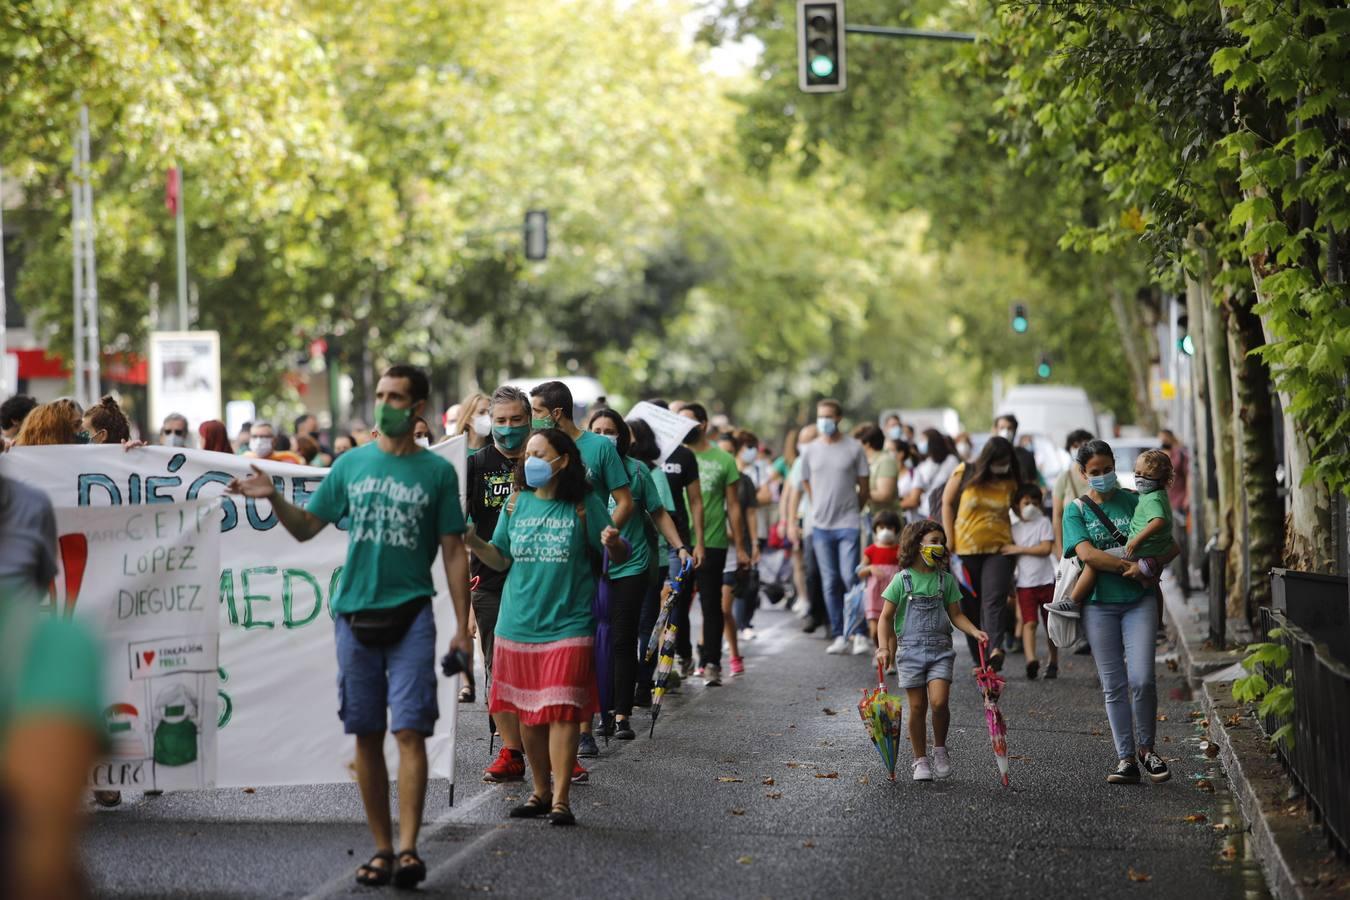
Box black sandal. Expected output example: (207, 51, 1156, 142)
(393, 849, 426, 890)
(356, 850, 395, 887)
(508, 793, 550, 819)
(458, 684, 476, 704)
(548, 803, 576, 826)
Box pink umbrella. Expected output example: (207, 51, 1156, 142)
(975, 643, 1010, 787)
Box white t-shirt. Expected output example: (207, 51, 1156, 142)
(913, 456, 960, 518)
(1010, 513, 1056, 588)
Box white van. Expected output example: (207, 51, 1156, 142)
(995, 385, 1098, 449)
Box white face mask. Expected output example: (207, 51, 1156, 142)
(249, 437, 273, 457)
(472, 414, 491, 437)
(165, 434, 187, 448)
(415, 436, 431, 449)
(992, 461, 1012, 475)
(997, 428, 1015, 441)
(956, 440, 971, 456)
(1019, 505, 1042, 522)
(876, 528, 897, 545)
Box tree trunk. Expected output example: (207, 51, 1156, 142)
(1107, 285, 1158, 431)
(1245, 278, 1339, 573)
(1200, 272, 1239, 620)
(1184, 258, 1214, 558)
(1224, 288, 1282, 615)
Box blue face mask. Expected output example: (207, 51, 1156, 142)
(886, 426, 903, 441)
(523, 455, 557, 489)
(1134, 476, 1162, 494)
(917, 440, 929, 456)
(600, 433, 619, 449)
(1089, 472, 1119, 493)
(817, 417, 838, 437)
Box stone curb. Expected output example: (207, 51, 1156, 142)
(1198, 679, 1304, 900)
(1164, 592, 1343, 900)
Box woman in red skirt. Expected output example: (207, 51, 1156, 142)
(466, 428, 628, 826)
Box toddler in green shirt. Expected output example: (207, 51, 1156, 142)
(1072, 448, 1181, 602)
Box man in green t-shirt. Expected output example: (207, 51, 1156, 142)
(678, 402, 748, 686)
(229, 364, 470, 890)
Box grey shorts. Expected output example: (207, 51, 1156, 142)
(897, 641, 956, 689)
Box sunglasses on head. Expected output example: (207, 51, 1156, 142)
(163, 428, 186, 436)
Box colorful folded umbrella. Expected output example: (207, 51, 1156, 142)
(648, 559, 693, 738)
(858, 662, 905, 780)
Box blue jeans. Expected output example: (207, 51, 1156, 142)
(812, 526, 863, 638)
(1083, 593, 1158, 760)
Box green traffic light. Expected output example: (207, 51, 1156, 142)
(810, 55, 835, 78)
(1013, 317, 1029, 334)
(1179, 334, 1195, 356)
(1037, 361, 1052, 378)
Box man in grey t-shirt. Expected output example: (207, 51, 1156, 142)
(0, 475, 58, 602)
(799, 399, 870, 654)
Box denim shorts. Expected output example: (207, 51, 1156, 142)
(334, 602, 439, 736)
(897, 639, 956, 689)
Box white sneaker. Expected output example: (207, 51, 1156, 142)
(912, 757, 933, 781)
(932, 746, 952, 779)
(1046, 596, 1081, 619)
(740, 627, 757, 641)
(826, 636, 848, 655)
(792, 598, 811, 617)
(850, 634, 872, 655)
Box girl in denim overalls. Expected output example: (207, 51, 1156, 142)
(876, 520, 988, 781)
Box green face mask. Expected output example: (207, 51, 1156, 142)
(531, 416, 555, 431)
(374, 402, 415, 438)
(74, 430, 92, 445)
(494, 424, 530, 451)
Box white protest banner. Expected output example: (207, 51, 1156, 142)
(149, 331, 222, 431)
(2, 438, 468, 789)
(626, 401, 696, 464)
(51, 500, 223, 791)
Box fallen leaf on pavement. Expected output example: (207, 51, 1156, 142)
(1201, 741, 1220, 758)
(242, 788, 256, 794)
(1127, 868, 1152, 883)
(1157, 714, 1169, 722)
(1163, 736, 1173, 743)
(822, 708, 837, 716)
(737, 856, 753, 865)
(1219, 844, 1238, 861)
(785, 762, 805, 769)
(857, 775, 870, 785)
(1195, 779, 1215, 793)
(730, 808, 746, 816)
(1200, 719, 1210, 728)
(1188, 710, 1205, 720)
(1166, 658, 1179, 671)
(1184, 813, 1208, 824)
(716, 777, 743, 783)
(814, 772, 839, 779)
(1224, 714, 1243, 728)
(766, 792, 782, 799)
(1090, 729, 1104, 736)
(802, 840, 815, 849)
(762, 777, 775, 786)
(1009, 754, 1032, 761)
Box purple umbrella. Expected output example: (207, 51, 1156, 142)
(593, 550, 615, 724)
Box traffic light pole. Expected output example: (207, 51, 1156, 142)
(844, 25, 976, 43)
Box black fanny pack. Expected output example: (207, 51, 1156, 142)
(343, 597, 431, 647)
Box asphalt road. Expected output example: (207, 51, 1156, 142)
(83, 601, 1270, 899)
